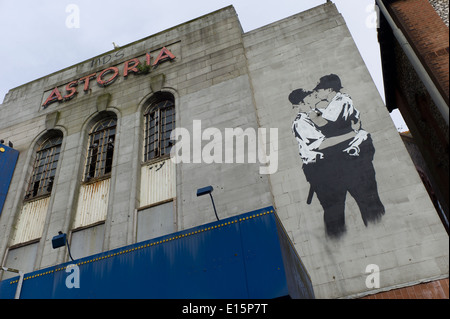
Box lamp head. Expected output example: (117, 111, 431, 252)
(52, 232, 67, 249)
(197, 186, 213, 197)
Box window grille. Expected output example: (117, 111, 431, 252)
(144, 97, 175, 162)
(84, 117, 116, 181)
(24, 135, 62, 200)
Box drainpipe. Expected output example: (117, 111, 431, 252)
(1, 267, 24, 299)
(376, 0, 449, 126)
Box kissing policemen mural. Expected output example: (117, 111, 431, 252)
(290, 74, 385, 239)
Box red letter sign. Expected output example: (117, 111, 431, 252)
(63, 80, 78, 100)
(97, 67, 119, 86)
(152, 47, 175, 66)
(79, 73, 97, 91)
(42, 87, 63, 108)
(123, 58, 140, 77)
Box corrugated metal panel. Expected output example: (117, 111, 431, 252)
(74, 178, 110, 228)
(12, 197, 50, 245)
(140, 158, 175, 207)
(0, 143, 19, 217)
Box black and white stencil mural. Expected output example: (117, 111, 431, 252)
(290, 74, 385, 239)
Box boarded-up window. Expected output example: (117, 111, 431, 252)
(2, 243, 38, 280)
(84, 117, 116, 182)
(24, 135, 62, 200)
(70, 223, 105, 259)
(140, 158, 176, 207)
(137, 201, 174, 242)
(144, 94, 175, 162)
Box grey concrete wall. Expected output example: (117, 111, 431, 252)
(175, 75, 273, 230)
(244, 2, 448, 298)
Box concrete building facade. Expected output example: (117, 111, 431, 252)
(0, 3, 448, 298)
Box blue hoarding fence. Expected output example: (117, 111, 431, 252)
(0, 206, 314, 299)
(0, 143, 19, 217)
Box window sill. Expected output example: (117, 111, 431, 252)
(23, 193, 51, 203)
(141, 154, 171, 166)
(82, 174, 111, 185)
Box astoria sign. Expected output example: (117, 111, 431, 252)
(42, 47, 175, 108)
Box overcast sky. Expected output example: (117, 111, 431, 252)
(0, 0, 408, 131)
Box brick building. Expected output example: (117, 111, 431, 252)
(0, 3, 448, 299)
(377, 0, 449, 231)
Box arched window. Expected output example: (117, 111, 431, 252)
(139, 93, 176, 241)
(143, 93, 175, 162)
(24, 133, 63, 200)
(84, 116, 116, 181)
